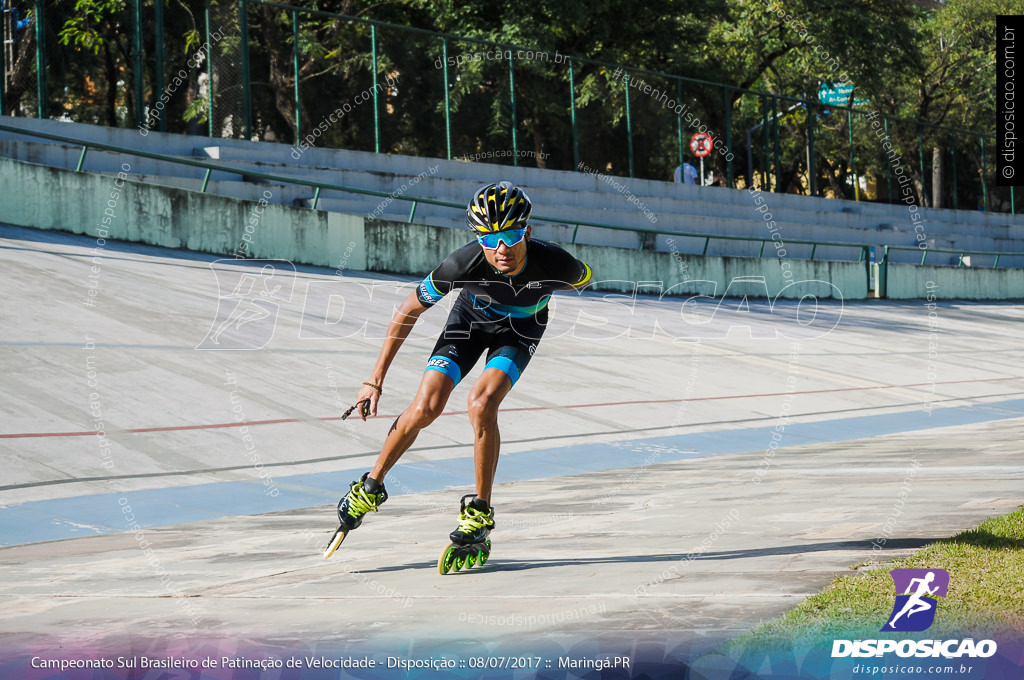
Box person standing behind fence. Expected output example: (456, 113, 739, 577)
(674, 161, 699, 185)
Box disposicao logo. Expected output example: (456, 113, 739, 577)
(831, 568, 997, 659)
(882, 568, 949, 632)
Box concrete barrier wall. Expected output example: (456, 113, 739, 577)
(0, 155, 960, 302)
(0, 156, 365, 270)
(885, 262, 1024, 300)
(5, 117, 1024, 262)
(365, 218, 468, 275)
(565, 244, 863, 299)
(365, 219, 863, 300)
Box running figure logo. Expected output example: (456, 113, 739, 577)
(881, 568, 950, 632)
(196, 260, 296, 350)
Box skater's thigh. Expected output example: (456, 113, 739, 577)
(425, 297, 494, 387)
(479, 319, 544, 388)
(408, 368, 458, 418)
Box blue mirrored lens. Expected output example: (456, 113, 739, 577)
(477, 228, 526, 249)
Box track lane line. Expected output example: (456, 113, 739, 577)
(1, 376, 1020, 439)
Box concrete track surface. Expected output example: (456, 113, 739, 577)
(1, 224, 1022, 679)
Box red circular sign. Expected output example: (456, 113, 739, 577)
(690, 133, 713, 157)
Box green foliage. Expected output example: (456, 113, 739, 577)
(58, 0, 128, 54)
(182, 96, 208, 124)
(27, 0, 1002, 206)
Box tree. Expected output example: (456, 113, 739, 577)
(26, 0, 1002, 210)
(58, 0, 133, 125)
(865, 0, 1015, 208)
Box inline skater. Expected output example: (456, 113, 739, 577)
(325, 181, 593, 572)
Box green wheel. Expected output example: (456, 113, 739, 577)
(466, 551, 478, 568)
(478, 539, 492, 566)
(438, 545, 456, 575)
(454, 554, 467, 571)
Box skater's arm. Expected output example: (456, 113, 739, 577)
(355, 290, 429, 420)
(375, 289, 430, 372)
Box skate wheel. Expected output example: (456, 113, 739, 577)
(438, 545, 457, 575)
(323, 526, 348, 559)
(466, 552, 477, 568)
(454, 554, 468, 571)
(478, 538, 491, 566)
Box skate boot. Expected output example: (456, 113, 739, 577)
(323, 473, 388, 558)
(438, 495, 494, 574)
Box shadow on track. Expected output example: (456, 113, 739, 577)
(346, 537, 942, 574)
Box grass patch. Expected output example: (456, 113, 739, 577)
(731, 508, 1024, 652)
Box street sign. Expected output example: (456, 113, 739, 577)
(818, 82, 869, 107)
(690, 133, 713, 158)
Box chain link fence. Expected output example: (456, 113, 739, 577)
(1, 0, 1010, 213)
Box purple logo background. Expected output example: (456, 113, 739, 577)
(882, 568, 950, 632)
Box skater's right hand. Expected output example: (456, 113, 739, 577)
(354, 380, 383, 421)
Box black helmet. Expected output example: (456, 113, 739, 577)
(466, 181, 532, 233)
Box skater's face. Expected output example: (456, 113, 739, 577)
(480, 224, 531, 276)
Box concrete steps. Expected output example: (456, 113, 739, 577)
(3, 116, 1023, 266)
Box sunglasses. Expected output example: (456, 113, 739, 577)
(476, 227, 527, 250)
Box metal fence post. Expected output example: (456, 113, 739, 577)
(772, 95, 781, 192)
(676, 79, 684, 183)
(155, 0, 165, 131)
(863, 246, 871, 296)
(508, 51, 518, 165)
(293, 11, 301, 145)
(949, 135, 957, 209)
(33, 0, 47, 118)
(806, 99, 816, 196)
(239, 0, 252, 139)
(884, 117, 892, 203)
(921, 124, 929, 204)
(131, 0, 144, 127)
(568, 57, 579, 170)
(1, 2, 7, 116)
(370, 24, 379, 153)
(882, 245, 889, 299)
(441, 37, 451, 160)
(724, 86, 733, 187)
(624, 68, 633, 177)
(761, 95, 769, 189)
(848, 107, 858, 200)
(980, 135, 988, 211)
(204, 0, 213, 136)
